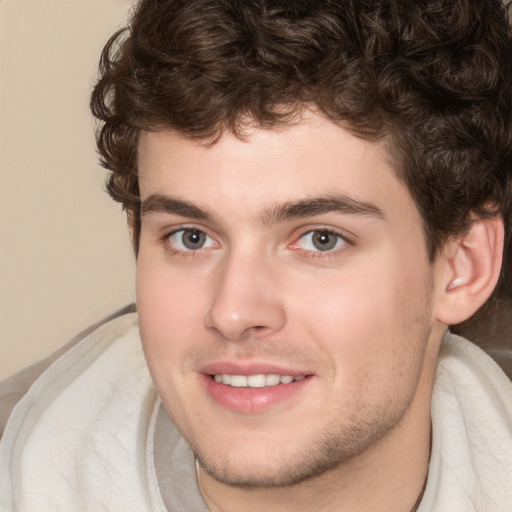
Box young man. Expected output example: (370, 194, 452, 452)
(1, 0, 512, 510)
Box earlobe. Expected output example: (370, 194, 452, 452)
(435, 216, 504, 325)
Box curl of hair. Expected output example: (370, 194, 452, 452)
(91, 0, 512, 295)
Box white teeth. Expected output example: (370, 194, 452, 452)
(247, 374, 266, 387)
(265, 374, 281, 386)
(213, 373, 306, 388)
(230, 375, 248, 387)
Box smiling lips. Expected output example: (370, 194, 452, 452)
(201, 368, 311, 413)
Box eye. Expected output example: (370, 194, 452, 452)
(168, 229, 216, 251)
(294, 230, 347, 252)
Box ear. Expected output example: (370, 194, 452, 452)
(434, 216, 504, 325)
(125, 208, 140, 256)
(126, 209, 135, 240)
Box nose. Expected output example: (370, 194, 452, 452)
(204, 251, 286, 341)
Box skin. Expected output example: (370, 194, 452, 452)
(136, 111, 449, 511)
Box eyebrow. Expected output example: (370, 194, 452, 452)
(141, 194, 213, 220)
(262, 196, 385, 224)
(141, 193, 385, 223)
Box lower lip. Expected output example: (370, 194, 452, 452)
(201, 375, 311, 413)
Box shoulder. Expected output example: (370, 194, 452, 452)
(0, 303, 137, 438)
(438, 332, 512, 402)
(420, 332, 512, 511)
(452, 298, 512, 380)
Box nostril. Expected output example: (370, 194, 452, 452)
(244, 325, 266, 336)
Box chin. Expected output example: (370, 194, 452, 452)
(196, 450, 337, 489)
(192, 414, 398, 489)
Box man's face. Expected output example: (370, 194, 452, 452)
(136, 111, 443, 487)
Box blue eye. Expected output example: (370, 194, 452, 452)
(168, 229, 216, 251)
(296, 230, 347, 252)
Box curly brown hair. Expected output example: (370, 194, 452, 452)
(91, 0, 512, 296)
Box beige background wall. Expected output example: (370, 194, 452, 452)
(0, 0, 136, 378)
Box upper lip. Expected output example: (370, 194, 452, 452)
(199, 361, 311, 376)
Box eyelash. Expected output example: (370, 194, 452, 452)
(289, 229, 353, 259)
(160, 228, 218, 258)
(160, 227, 354, 260)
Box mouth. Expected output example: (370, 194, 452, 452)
(200, 368, 312, 413)
(212, 373, 307, 388)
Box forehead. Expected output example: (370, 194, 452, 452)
(137, 111, 416, 224)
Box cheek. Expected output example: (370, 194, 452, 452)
(135, 254, 208, 365)
(288, 256, 431, 381)
(135, 259, 211, 416)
